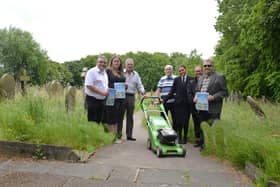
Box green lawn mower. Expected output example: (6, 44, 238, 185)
(140, 96, 186, 157)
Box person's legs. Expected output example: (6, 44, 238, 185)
(86, 95, 102, 123)
(183, 106, 191, 144)
(191, 106, 201, 146)
(117, 99, 126, 138)
(126, 95, 135, 139)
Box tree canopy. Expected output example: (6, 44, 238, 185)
(215, 0, 280, 101)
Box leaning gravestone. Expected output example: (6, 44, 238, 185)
(0, 73, 16, 100)
(65, 86, 76, 112)
(46, 80, 63, 97)
(246, 96, 266, 119)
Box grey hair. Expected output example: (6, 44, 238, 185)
(125, 58, 134, 65)
(164, 64, 173, 71)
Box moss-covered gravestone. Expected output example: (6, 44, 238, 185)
(65, 86, 76, 112)
(0, 74, 16, 100)
(46, 80, 63, 97)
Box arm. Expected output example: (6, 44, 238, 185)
(212, 74, 228, 101)
(86, 85, 108, 96)
(136, 72, 145, 95)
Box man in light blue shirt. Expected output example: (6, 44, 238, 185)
(155, 65, 176, 129)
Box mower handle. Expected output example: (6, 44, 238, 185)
(140, 96, 162, 105)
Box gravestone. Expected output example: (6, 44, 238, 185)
(81, 67, 88, 110)
(81, 67, 88, 78)
(65, 86, 76, 112)
(46, 80, 63, 97)
(19, 68, 30, 95)
(246, 96, 266, 119)
(0, 73, 16, 100)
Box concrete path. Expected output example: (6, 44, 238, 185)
(0, 111, 252, 187)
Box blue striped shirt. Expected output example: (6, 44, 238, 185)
(157, 75, 176, 103)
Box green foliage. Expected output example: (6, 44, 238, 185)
(215, 0, 280, 101)
(0, 88, 115, 151)
(203, 101, 280, 185)
(0, 26, 49, 85)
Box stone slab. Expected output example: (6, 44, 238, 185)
(137, 168, 188, 185)
(0, 140, 91, 162)
(49, 162, 113, 180)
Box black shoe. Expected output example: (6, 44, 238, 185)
(127, 137, 136, 141)
(193, 143, 201, 147)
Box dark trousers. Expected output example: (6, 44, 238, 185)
(161, 102, 176, 130)
(86, 95, 105, 124)
(119, 94, 135, 138)
(174, 103, 191, 142)
(191, 105, 201, 142)
(199, 111, 221, 148)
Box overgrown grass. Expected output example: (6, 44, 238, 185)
(0, 87, 114, 152)
(202, 101, 280, 185)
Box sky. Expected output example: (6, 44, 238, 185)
(0, 0, 220, 63)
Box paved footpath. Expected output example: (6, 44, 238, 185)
(0, 111, 252, 187)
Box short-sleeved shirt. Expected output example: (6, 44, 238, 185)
(157, 75, 176, 103)
(84, 66, 108, 100)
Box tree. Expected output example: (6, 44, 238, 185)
(0, 27, 49, 85)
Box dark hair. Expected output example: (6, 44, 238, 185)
(178, 64, 186, 69)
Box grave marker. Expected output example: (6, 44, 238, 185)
(0, 73, 16, 100)
(65, 86, 76, 112)
(19, 68, 30, 95)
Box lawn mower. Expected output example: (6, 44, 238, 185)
(140, 96, 186, 157)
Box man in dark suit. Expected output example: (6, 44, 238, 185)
(194, 59, 228, 149)
(164, 65, 195, 144)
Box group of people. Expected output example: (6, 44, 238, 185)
(156, 59, 227, 149)
(84, 55, 145, 143)
(84, 55, 228, 149)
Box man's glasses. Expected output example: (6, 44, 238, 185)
(203, 64, 212, 67)
(178, 69, 185, 72)
(98, 61, 106, 64)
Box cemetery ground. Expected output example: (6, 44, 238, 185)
(0, 87, 279, 186)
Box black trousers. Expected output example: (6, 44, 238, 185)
(198, 111, 221, 147)
(191, 105, 201, 141)
(161, 102, 176, 130)
(86, 95, 105, 124)
(174, 103, 191, 142)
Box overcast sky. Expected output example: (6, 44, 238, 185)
(0, 0, 220, 63)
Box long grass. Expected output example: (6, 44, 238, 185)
(202, 101, 280, 185)
(0, 87, 114, 152)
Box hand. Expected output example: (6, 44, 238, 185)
(102, 90, 109, 96)
(208, 95, 214, 102)
(124, 82, 128, 89)
(142, 94, 148, 99)
(193, 96, 197, 104)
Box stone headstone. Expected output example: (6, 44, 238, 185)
(81, 67, 88, 78)
(65, 86, 76, 112)
(0, 73, 16, 100)
(46, 80, 63, 97)
(19, 68, 30, 95)
(246, 96, 266, 119)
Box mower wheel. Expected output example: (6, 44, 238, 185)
(156, 148, 163, 158)
(147, 138, 151, 150)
